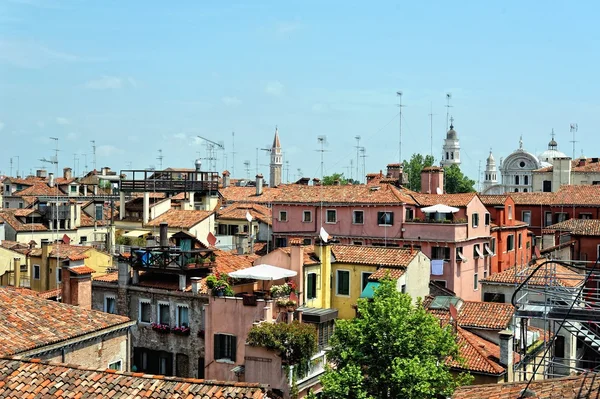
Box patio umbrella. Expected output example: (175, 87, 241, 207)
(228, 264, 297, 281)
(421, 203, 460, 213)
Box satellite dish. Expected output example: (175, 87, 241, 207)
(436, 187, 443, 195)
(449, 303, 458, 321)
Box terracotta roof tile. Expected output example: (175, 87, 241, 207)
(272, 184, 416, 205)
(453, 371, 600, 399)
(0, 358, 269, 398)
(478, 194, 509, 206)
(29, 244, 90, 261)
(411, 192, 478, 207)
(68, 265, 95, 275)
(535, 158, 600, 173)
(10, 181, 67, 197)
(0, 288, 131, 356)
(331, 245, 418, 267)
(510, 185, 600, 206)
(276, 246, 320, 266)
(424, 297, 514, 330)
(481, 259, 584, 288)
(217, 203, 272, 225)
(220, 186, 281, 204)
(448, 327, 508, 375)
(368, 267, 405, 280)
(146, 209, 213, 229)
(0, 211, 48, 232)
(545, 219, 600, 236)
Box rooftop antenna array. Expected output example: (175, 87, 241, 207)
(316, 135, 328, 230)
(197, 135, 225, 171)
(73, 153, 79, 177)
(231, 132, 236, 177)
(354, 135, 361, 183)
(445, 93, 453, 131)
(359, 147, 367, 183)
(157, 149, 163, 170)
(243, 160, 251, 179)
(296, 168, 303, 181)
(284, 159, 290, 183)
(40, 137, 59, 248)
(83, 154, 88, 176)
(570, 123, 578, 160)
(91, 140, 97, 171)
(396, 91, 404, 166)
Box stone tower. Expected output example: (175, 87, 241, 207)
(440, 117, 461, 167)
(270, 127, 282, 187)
(483, 149, 498, 191)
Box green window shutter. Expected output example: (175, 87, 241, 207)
(230, 336, 237, 362)
(214, 334, 221, 359)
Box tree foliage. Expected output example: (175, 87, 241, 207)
(321, 279, 472, 399)
(322, 173, 359, 186)
(444, 164, 476, 194)
(403, 154, 435, 191)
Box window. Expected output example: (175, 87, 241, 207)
(484, 213, 490, 226)
(95, 204, 103, 221)
(279, 211, 287, 222)
(456, 247, 466, 262)
(303, 238, 312, 245)
(543, 180, 552, 192)
(519, 161, 526, 168)
(361, 272, 372, 291)
(306, 273, 317, 300)
(139, 300, 151, 323)
(316, 320, 335, 351)
(18, 202, 23, 209)
(302, 210, 312, 222)
(353, 241, 363, 245)
(336, 270, 350, 296)
(57, 267, 62, 283)
(580, 213, 593, 220)
(104, 296, 117, 314)
(473, 244, 483, 259)
(518, 233, 522, 249)
(544, 212, 553, 227)
(158, 303, 170, 325)
(108, 360, 122, 371)
(176, 305, 189, 328)
(483, 292, 506, 303)
(4, 202, 8, 208)
(484, 243, 494, 256)
(405, 208, 414, 220)
(353, 210, 364, 224)
(508, 205, 513, 220)
(431, 246, 451, 261)
(70, 185, 77, 193)
(214, 334, 236, 362)
(446, 152, 449, 160)
(80, 236, 87, 244)
(515, 175, 520, 185)
(326, 210, 337, 224)
(555, 335, 565, 359)
(507, 234, 515, 251)
(33, 265, 40, 280)
(473, 273, 479, 290)
(483, 265, 488, 279)
(432, 280, 447, 288)
(523, 188, 528, 192)
(275, 237, 287, 248)
(401, 284, 406, 293)
(377, 211, 393, 226)
(522, 211, 531, 225)
(555, 212, 568, 223)
(472, 213, 479, 228)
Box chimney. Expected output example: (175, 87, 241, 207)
(14, 257, 21, 288)
(222, 170, 230, 188)
(191, 277, 201, 295)
(48, 173, 55, 188)
(290, 243, 304, 306)
(315, 241, 332, 309)
(256, 174, 263, 196)
(63, 167, 72, 180)
(420, 167, 444, 194)
(159, 222, 169, 247)
(117, 260, 130, 288)
(499, 329, 514, 382)
(101, 167, 109, 176)
(333, 179, 340, 186)
(40, 239, 50, 290)
(236, 233, 249, 255)
(179, 273, 187, 291)
(61, 266, 92, 309)
(36, 169, 47, 178)
(312, 178, 321, 186)
(579, 158, 586, 167)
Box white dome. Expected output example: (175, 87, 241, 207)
(538, 149, 567, 163)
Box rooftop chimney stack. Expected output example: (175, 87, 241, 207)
(159, 222, 168, 247)
(48, 173, 55, 188)
(256, 174, 263, 196)
(222, 170, 230, 188)
(13, 258, 21, 288)
(63, 167, 72, 180)
(499, 329, 514, 382)
(191, 277, 201, 295)
(36, 169, 47, 178)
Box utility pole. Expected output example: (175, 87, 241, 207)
(445, 93, 453, 131)
(285, 160, 290, 183)
(359, 147, 367, 184)
(396, 91, 404, 166)
(350, 159, 354, 182)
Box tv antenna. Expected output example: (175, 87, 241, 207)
(243, 160, 251, 179)
(231, 132, 236, 177)
(354, 135, 361, 182)
(570, 123, 578, 160)
(91, 140, 97, 171)
(396, 91, 404, 165)
(359, 147, 367, 183)
(445, 93, 453, 131)
(157, 149, 164, 170)
(296, 168, 303, 181)
(316, 136, 329, 179)
(197, 135, 225, 171)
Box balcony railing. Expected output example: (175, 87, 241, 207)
(296, 351, 328, 386)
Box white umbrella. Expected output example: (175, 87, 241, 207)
(228, 264, 297, 281)
(421, 203, 460, 214)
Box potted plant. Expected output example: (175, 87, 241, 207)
(209, 253, 216, 263)
(151, 323, 171, 334)
(172, 325, 191, 336)
(286, 300, 297, 312)
(276, 299, 289, 308)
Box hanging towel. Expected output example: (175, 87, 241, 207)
(431, 259, 444, 276)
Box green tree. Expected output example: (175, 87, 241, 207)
(444, 164, 476, 194)
(321, 279, 472, 399)
(322, 173, 359, 185)
(403, 154, 435, 191)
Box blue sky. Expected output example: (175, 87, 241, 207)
(1, 0, 599, 186)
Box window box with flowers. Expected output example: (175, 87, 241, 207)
(276, 299, 297, 312)
(172, 326, 191, 336)
(151, 323, 171, 334)
(270, 280, 296, 298)
(206, 273, 235, 297)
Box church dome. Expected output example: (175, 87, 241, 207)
(446, 124, 457, 140)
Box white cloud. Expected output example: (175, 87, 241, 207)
(0, 122, 4, 132)
(56, 117, 70, 125)
(96, 144, 124, 157)
(276, 20, 302, 35)
(0, 39, 80, 68)
(173, 133, 187, 140)
(222, 96, 241, 106)
(265, 81, 284, 96)
(83, 75, 137, 90)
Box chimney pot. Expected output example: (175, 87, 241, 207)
(255, 174, 263, 196)
(191, 277, 201, 295)
(159, 223, 169, 247)
(48, 173, 55, 188)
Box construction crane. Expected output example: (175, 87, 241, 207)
(197, 136, 225, 171)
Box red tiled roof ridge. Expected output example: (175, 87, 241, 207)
(331, 244, 418, 267)
(449, 327, 506, 375)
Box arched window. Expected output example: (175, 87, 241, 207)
(451, 152, 454, 160)
(446, 152, 449, 160)
(524, 175, 529, 185)
(515, 175, 520, 185)
(514, 188, 519, 192)
(523, 188, 528, 192)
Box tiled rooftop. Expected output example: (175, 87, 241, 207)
(411, 192, 478, 207)
(478, 194, 509, 206)
(0, 210, 48, 232)
(0, 358, 269, 398)
(220, 186, 281, 204)
(545, 219, 600, 236)
(10, 181, 67, 197)
(448, 327, 509, 375)
(368, 267, 406, 280)
(510, 185, 600, 206)
(453, 371, 600, 399)
(276, 246, 320, 266)
(217, 203, 272, 225)
(146, 209, 214, 229)
(424, 297, 514, 330)
(29, 244, 90, 261)
(272, 183, 417, 205)
(331, 245, 418, 267)
(481, 259, 584, 288)
(535, 158, 600, 173)
(0, 288, 131, 356)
